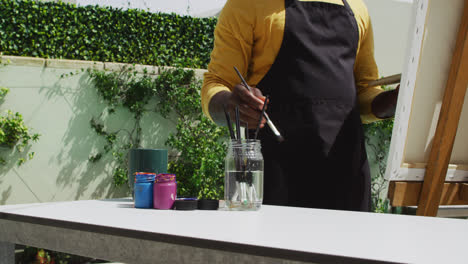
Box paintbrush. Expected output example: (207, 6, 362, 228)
(234, 105, 248, 204)
(224, 104, 240, 200)
(365, 73, 401, 87)
(235, 106, 241, 142)
(254, 95, 269, 140)
(233, 66, 284, 142)
(244, 122, 249, 140)
(223, 104, 236, 140)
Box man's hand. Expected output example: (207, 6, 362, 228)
(371, 85, 400, 119)
(209, 84, 267, 129)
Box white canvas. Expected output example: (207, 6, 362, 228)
(385, 0, 468, 181)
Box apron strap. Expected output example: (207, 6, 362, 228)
(341, 0, 354, 16)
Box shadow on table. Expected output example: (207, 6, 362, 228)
(99, 197, 134, 208)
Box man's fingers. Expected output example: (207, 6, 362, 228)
(237, 103, 258, 117)
(251, 87, 265, 101)
(238, 105, 267, 129)
(226, 84, 268, 129)
(241, 116, 266, 129)
(233, 84, 264, 111)
(226, 104, 266, 130)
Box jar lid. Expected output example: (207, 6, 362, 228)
(156, 173, 176, 183)
(197, 199, 219, 210)
(174, 198, 198, 210)
(134, 172, 156, 182)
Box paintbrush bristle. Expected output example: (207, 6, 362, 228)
(276, 135, 285, 143)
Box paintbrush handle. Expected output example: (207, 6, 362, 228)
(254, 95, 269, 140)
(264, 112, 284, 142)
(235, 106, 241, 141)
(234, 66, 252, 92)
(223, 104, 236, 140)
(265, 114, 280, 135)
(365, 74, 401, 87)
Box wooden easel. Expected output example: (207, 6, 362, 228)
(387, 0, 468, 217)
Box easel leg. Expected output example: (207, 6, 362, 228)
(417, 0, 468, 216)
(0, 241, 14, 264)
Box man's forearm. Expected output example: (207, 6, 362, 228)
(208, 91, 232, 126)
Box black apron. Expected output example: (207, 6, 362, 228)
(256, 0, 371, 211)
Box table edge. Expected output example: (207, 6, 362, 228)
(0, 211, 399, 264)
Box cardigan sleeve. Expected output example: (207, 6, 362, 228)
(354, 15, 386, 124)
(201, 0, 256, 121)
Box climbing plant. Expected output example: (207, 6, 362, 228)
(0, 60, 40, 166)
(363, 118, 393, 213)
(363, 85, 396, 213)
(87, 66, 228, 199)
(0, 88, 40, 166)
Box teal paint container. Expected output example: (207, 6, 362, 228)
(128, 148, 168, 196)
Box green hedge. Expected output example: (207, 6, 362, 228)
(0, 0, 217, 68)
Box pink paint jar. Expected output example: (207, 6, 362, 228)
(153, 173, 177, 209)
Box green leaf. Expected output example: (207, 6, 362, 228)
(17, 158, 26, 166)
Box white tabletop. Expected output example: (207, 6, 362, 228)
(1, 199, 467, 264)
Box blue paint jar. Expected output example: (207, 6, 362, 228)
(134, 172, 156, 209)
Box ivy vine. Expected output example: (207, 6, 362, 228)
(363, 85, 396, 213)
(363, 119, 393, 213)
(87, 66, 228, 199)
(0, 88, 40, 166)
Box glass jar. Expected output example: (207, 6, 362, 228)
(225, 139, 264, 211)
(153, 173, 177, 209)
(134, 172, 156, 209)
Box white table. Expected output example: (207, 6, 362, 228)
(0, 199, 467, 264)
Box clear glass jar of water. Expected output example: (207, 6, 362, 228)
(225, 139, 263, 210)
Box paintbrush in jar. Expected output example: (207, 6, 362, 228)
(223, 104, 236, 140)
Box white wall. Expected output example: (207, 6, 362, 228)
(364, 0, 414, 77)
(0, 57, 195, 205)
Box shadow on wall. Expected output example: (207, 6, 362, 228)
(0, 101, 35, 204)
(39, 69, 175, 201)
(0, 159, 13, 203)
(1, 185, 12, 204)
(0, 150, 16, 204)
(0, 146, 33, 203)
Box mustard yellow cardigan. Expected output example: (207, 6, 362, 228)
(201, 0, 384, 123)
